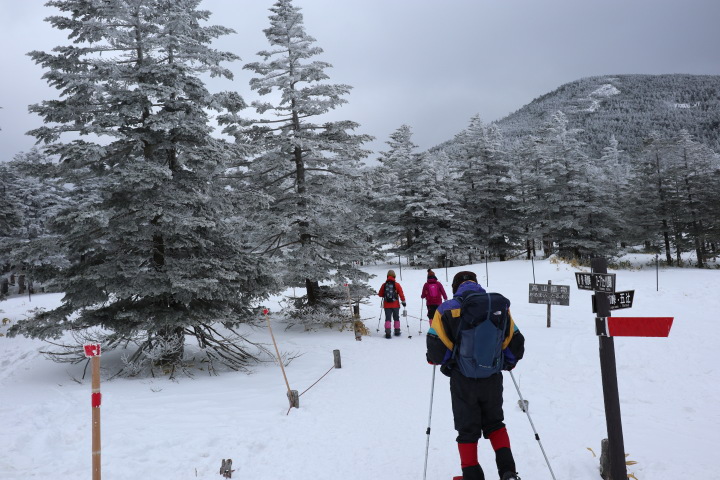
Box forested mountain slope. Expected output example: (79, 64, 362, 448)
(494, 74, 720, 156)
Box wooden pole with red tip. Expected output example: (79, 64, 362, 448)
(83, 343, 102, 480)
(264, 309, 298, 408)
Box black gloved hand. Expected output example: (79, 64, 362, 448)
(401, 302, 406, 307)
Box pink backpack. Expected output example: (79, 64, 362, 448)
(426, 283, 442, 304)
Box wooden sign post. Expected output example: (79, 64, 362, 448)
(83, 343, 102, 480)
(576, 259, 674, 480)
(528, 281, 570, 327)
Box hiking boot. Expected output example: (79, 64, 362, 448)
(385, 328, 391, 339)
(500, 472, 520, 480)
(394, 328, 401, 336)
(461, 464, 484, 480)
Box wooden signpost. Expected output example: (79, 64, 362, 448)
(528, 281, 570, 327)
(83, 343, 102, 480)
(576, 259, 674, 480)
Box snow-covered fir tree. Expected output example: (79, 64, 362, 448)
(628, 132, 678, 264)
(0, 161, 25, 300)
(506, 137, 542, 259)
(220, 0, 375, 317)
(531, 112, 618, 259)
(406, 149, 464, 267)
(370, 125, 418, 251)
(665, 130, 718, 266)
(0, 150, 70, 290)
(448, 116, 520, 261)
(9, 0, 277, 375)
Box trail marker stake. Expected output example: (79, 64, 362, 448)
(83, 343, 102, 480)
(444, 254, 448, 282)
(345, 283, 362, 341)
(264, 309, 298, 408)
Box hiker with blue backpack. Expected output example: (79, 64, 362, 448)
(378, 269, 407, 339)
(421, 269, 448, 322)
(426, 271, 525, 480)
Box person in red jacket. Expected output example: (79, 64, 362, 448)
(378, 269, 406, 339)
(421, 269, 448, 323)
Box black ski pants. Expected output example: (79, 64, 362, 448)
(450, 370, 505, 443)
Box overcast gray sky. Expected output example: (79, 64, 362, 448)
(2, 0, 720, 162)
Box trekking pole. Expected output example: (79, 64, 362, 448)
(423, 365, 437, 480)
(508, 371, 557, 480)
(419, 298, 424, 335)
(403, 307, 412, 339)
(376, 300, 384, 332)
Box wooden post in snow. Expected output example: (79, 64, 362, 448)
(83, 344, 102, 480)
(546, 280, 552, 328)
(265, 309, 298, 408)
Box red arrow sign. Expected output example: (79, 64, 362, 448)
(607, 317, 674, 337)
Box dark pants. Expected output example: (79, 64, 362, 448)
(426, 304, 439, 320)
(450, 370, 516, 477)
(450, 370, 505, 443)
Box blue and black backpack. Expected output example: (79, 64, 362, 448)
(383, 280, 398, 303)
(452, 292, 510, 378)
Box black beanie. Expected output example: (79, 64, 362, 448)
(451, 271, 477, 293)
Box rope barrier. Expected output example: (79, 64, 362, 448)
(299, 365, 335, 397)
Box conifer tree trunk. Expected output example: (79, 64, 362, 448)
(662, 224, 672, 265)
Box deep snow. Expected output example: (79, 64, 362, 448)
(1, 255, 718, 480)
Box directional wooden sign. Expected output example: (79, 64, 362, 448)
(575, 272, 616, 293)
(595, 316, 674, 337)
(592, 290, 634, 313)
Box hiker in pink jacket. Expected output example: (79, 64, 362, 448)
(421, 269, 448, 324)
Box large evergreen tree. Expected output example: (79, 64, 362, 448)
(403, 149, 463, 267)
(10, 0, 277, 375)
(449, 116, 519, 261)
(628, 133, 677, 264)
(507, 137, 543, 259)
(664, 130, 718, 266)
(371, 125, 419, 253)
(0, 150, 70, 291)
(0, 161, 25, 301)
(222, 0, 374, 314)
(531, 112, 618, 259)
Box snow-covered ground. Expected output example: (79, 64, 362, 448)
(1, 255, 718, 480)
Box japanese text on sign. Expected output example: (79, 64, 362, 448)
(528, 283, 570, 306)
(575, 272, 616, 293)
(608, 290, 634, 310)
